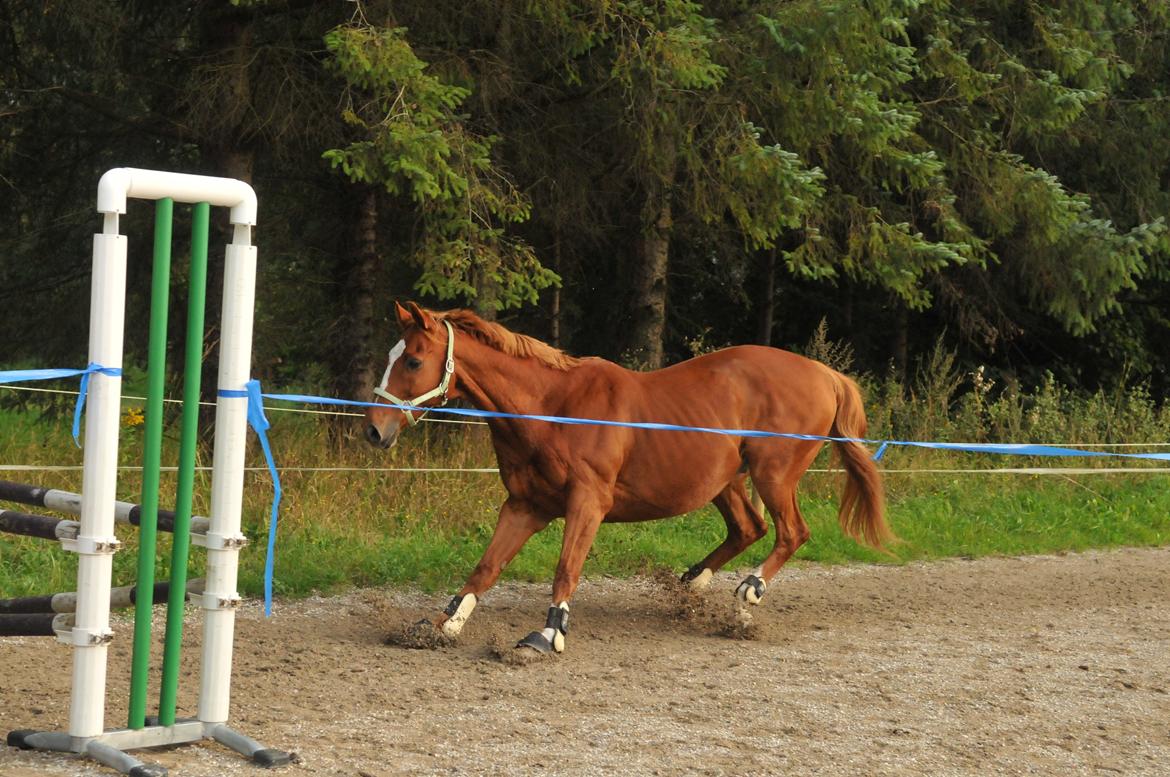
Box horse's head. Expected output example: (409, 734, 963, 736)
(365, 301, 456, 449)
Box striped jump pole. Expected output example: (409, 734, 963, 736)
(0, 614, 68, 637)
(0, 580, 205, 616)
(0, 480, 213, 538)
(6, 169, 288, 776)
(0, 582, 206, 639)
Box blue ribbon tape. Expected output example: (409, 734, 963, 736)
(254, 390, 1170, 461)
(73, 364, 124, 447)
(0, 364, 123, 447)
(10, 366, 1168, 619)
(0, 366, 113, 386)
(220, 384, 282, 617)
(221, 381, 1170, 618)
(9, 364, 1170, 623)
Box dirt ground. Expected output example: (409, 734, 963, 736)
(2, 546, 1168, 776)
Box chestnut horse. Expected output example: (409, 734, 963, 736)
(365, 302, 890, 655)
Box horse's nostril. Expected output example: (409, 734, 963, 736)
(365, 424, 381, 445)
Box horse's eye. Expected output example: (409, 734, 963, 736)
(405, 356, 422, 370)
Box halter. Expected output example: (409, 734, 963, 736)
(372, 319, 456, 426)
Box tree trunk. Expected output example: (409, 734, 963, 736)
(893, 301, 909, 381)
(472, 273, 500, 321)
(627, 180, 673, 370)
(550, 234, 562, 347)
(756, 247, 776, 346)
(325, 187, 379, 440)
(348, 188, 380, 395)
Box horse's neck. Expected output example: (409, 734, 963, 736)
(455, 338, 562, 422)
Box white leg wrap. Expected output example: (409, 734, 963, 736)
(548, 601, 569, 653)
(735, 569, 767, 605)
(516, 601, 570, 654)
(440, 593, 477, 637)
(687, 567, 714, 591)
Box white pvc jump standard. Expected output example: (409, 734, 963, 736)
(8, 169, 287, 776)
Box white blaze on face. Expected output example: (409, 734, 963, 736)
(379, 340, 406, 392)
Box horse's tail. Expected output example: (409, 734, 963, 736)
(829, 371, 893, 550)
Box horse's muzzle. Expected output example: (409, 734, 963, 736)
(365, 423, 397, 449)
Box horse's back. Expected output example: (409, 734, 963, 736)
(556, 345, 839, 430)
(648, 344, 831, 383)
(638, 345, 840, 426)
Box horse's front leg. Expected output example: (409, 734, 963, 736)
(516, 491, 608, 655)
(432, 498, 547, 638)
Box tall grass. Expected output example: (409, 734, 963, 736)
(2, 341, 1168, 600)
(804, 323, 1170, 454)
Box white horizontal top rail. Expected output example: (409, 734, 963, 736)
(97, 168, 257, 226)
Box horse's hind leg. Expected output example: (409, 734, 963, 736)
(679, 476, 768, 591)
(736, 442, 820, 604)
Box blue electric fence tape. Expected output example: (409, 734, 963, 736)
(0, 364, 123, 447)
(219, 384, 282, 617)
(230, 384, 1170, 618)
(6, 365, 1169, 620)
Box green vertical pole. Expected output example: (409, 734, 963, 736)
(129, 198, 173, 729)
(158, 202, 210, 725)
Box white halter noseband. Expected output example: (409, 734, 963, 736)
(372, 319, 455, 426)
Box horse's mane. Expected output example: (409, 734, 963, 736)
(438, 309, 581, 371)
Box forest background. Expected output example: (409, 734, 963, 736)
(3, 0, 1168, 397)
(2, 1, 1170, 597)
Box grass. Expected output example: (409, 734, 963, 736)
(2, 428, 1168, 599)
(2, 356, 1169, 601)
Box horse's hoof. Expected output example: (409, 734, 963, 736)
(680, 563, 713, 591)
(735, 574, 766, 605)
(516, 630, 555, 654)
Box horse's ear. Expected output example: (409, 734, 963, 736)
(396, 301, 433, 331)
(393, 301, 414, 332)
